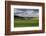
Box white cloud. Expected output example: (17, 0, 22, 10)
(14, 9, 39, 17)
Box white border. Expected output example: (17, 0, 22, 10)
(11, 5, 42, 31)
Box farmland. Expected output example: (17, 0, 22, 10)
(14, 17, 39, 27)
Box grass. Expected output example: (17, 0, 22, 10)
(14, 17, 39, 27)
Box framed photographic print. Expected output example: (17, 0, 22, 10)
(5, 1, 45, 35)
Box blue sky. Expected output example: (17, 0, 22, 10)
(14, 8, 39, 17)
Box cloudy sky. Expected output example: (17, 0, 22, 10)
(14, 8, 39, 17)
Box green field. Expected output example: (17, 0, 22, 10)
(14, 17, 39, 27)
